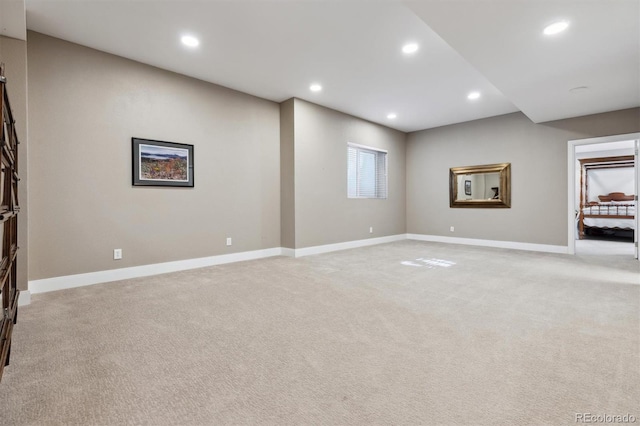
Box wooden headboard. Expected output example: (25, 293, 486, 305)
(598, 192, 635, 202)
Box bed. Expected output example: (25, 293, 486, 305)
(579, 192, 635, 238)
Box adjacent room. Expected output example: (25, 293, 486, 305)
(0, 1, 638, 425)
(574, 140, 637, 256)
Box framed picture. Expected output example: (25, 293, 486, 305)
(132, 138, 194, 187)
(464, 179, 472, 196)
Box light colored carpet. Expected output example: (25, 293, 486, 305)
(1, 241, 638, 425)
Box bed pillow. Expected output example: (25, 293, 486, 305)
(611, 200, 633, 204)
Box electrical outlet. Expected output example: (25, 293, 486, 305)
(226, 237, 232, 246)
(450, 226, 455, 232)
(113, 249, 122, 260)
(369, 227, 373, 234)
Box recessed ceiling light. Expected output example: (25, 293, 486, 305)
(387, 113, 397, 119)
(569, 86, 589, 93)
(402, 43, 419, 54)
(181, 35, 199, 47)
(467, 91, 481, 100)
(309, 83, 322, 92)
(543, 21, 569, 35)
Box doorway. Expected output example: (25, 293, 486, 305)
(567, 133, 639, 259)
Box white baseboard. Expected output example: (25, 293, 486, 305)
(407, 234, 568, 254)
(293, 234, 407, 257)
(28, 247, 284, 295)
(26, 235, 568, 297)
(18, 290, 31, 306)
(280, 248, 296, 257)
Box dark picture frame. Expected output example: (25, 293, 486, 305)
(464, 179, 472, 196)
(132, 138, 194, 187)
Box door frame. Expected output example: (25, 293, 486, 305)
(567, 132, 640, 256)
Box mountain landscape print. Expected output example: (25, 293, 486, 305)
(132, 138, 194, 187)
(139, 144, 189, 182)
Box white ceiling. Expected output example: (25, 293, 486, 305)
(5, 0, 640, 132)
(0, 0, 26, 40)
(406, 0, 640, 124)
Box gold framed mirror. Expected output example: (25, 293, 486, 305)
(449, 163, 511, 208)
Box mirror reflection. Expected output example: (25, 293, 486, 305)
(449, 163, 511, 208)
(455, 173, 501, 201)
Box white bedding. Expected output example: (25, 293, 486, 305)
(583, 217, 635, 229)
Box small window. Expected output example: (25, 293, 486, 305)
(347, 143, 387, 199)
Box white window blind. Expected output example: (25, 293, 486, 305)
(347, 143, 387, 199)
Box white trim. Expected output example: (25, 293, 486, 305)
(18, 290, 31, 306)
(293, 234, 407, 257)
(568, 133, 640, 146)
(25, 232, 577, 296)
(567, 132, 640, 255)
(280, 248, 296, 257)
(27, 237, 406, 295)
(407, 234, 568, 254)
(347, 142, 388, 154)
(636, 139, 639, 260)
(29, 247, 283, 294)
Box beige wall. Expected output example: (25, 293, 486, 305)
(280, 99, 295, 249)
(27, 32, 280, 281)
(0, 36, 28, 291)
(293, 99, 406, 248)
(406, 109, 640, 246)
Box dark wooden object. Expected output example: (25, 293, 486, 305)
(578, 156, 635, 239)
(0, 63, 20, 382)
